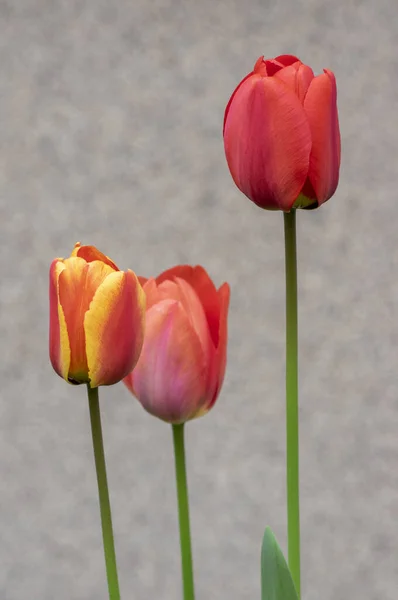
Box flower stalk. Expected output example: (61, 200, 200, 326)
(172, 423, 195, 600)
(87, 385, 120, 600)
(284, 210, 301, 598)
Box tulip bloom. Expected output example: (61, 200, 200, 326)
(124, 266, 230, 424)
(223, 54, 341, 211)
(49, 242, 145, 387)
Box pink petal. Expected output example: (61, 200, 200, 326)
(131, 300, 207, 423)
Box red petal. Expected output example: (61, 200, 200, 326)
(304, 69, 341, 204)
(274, 54, 301, 66)
(207, 282, 230, 410)
(253, 56, 266, 73)
(123, 369, 135, 396)
(155, 265, 196, 284)
(223, 71, 254, 135)
(72, 242, 119, 271)
(224, 74, 311, 210)
(253, 55, 299, 77)
(138, 275, 148, 287)
(156, 265, 221, 348)
(274, 63, 314, 104)
(262, 60, 283, 76)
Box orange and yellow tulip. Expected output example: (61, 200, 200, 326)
(49, 243, 145, 387)
(223, 54, 341, 211)
(124, 265, 230, 424)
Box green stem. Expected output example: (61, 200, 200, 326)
(87, 385, 120, 600)
(172, 423, 195, 600)
(283, 210, 301, 598)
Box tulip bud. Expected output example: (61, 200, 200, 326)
(124, 266, 230, 424)
(49, 242, 145, 387)
(223, 54, 341, 211)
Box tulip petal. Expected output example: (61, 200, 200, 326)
(132, 300, 207, 423)
(71, 242, 119, 270)
(123, 370, 136, 396)
(84, 270, 145, 388)
(155, 265, 197, 285)
(49, 259, 70, 381)
(58, 257, 89, 381)
(142, 278, 162, 311)
(274, 55, 301, 67)
(257, 58, 282, 77)
(274, 64, 314, 104)
(138, 276, 148, 287)
(224, 75, 311, 210)
(153, 277, 210, 354)
(223, 71, 255, 135)
(173, 277, 211, 350)
(58, 257, 115, 382)
(253, 56, 302, 78)
(304, 69, 341, 204)
(156, 265, 221, 347)
(207, 282, 230, 411)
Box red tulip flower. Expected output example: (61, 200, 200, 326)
(223, 54, 341, 211)
(124, 266, 230, 424)
(49, 242, 145, 387)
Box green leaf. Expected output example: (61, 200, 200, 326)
(261, 527, 299, 600)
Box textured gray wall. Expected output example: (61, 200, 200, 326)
(1, 0, 398, 598)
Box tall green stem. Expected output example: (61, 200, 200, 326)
(172, 423, 195, 600)
(283, 210, 301, 598)
(87, 385, 120, 600)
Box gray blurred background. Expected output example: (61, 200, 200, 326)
(1, 0, 397, 598)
